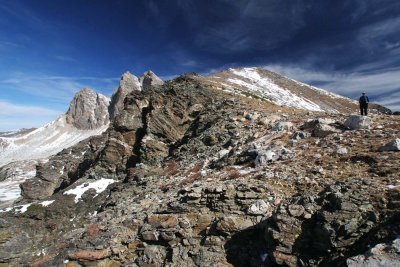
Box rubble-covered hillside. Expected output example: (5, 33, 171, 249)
(0, 72, 399, 267)
(207, 67, 358, 114)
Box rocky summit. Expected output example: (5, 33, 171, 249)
(0, 69, 399, 267)
(66, 88, 110, 130)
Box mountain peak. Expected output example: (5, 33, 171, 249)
(109, 72, 142, 119)
(66, 88, 110, 130)
(120, 71, 141, 92)
(139, 70, 164, 91)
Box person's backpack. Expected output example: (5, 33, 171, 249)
(359, 96, 369, 104)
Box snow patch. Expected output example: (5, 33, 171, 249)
(15, 203, 32, 213)
(64, 178, 117, 203)
(387, 184, 400, 189)
(0, 168, 36, 203)
(40, 200, 55, 207)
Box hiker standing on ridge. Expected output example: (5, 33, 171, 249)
(359, 92, 369, 116)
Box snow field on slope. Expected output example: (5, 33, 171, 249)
(228, 68, 325, 112)
(0, 115, 108, 167)
(0, 169, 36, 203)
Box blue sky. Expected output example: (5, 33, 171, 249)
(1, 0, 400, 131)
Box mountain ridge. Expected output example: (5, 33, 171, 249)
(207, 67, 358, 114)
(0, 67, 398, 266)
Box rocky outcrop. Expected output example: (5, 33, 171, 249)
(20, 134, 109, 200)
(264, 178, 399, 266)
(139, 70, 164, 91)
(20, 76, 212, 199)
(66, 88, 110, 130)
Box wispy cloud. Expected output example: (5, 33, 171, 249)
(192, 0, 306, 53)
(375, 90, 400, 111)
(358, 16, 400, 53)
(0, 74, 118, 104)
(0, 1, 50, 32)
(0, 99, 61, 131)
(0, 40, 22, 49)
(54, 55, 78, 62)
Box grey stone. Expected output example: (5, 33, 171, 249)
(247, 199, 271, 215)
(272, 121, 294, 132)
(336, 147, 348, 154)
(344, 115, 373, 130)
(291, 131, 310, 140)
(380, 139, 400, 152)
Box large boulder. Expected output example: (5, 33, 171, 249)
(344, 115, 373, 130)
(300, 118, 341, 137)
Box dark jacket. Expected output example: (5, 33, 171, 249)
(359, 95, 369, 104)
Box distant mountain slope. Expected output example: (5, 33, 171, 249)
(0, 128, 36, 138)
(207, 67, 357, 113)
(0, 88, 110, 167)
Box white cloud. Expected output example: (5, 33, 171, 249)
(0, 74, 118, 104)
(0, 100, 61, 131)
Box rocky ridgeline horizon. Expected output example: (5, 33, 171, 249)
(0, 69, 399, 266)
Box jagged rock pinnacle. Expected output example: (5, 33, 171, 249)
(139, 70, 164, 91)
(65, 88, 110, 130)
(120, 71, 141, 92)
(109, 71, 141, 119)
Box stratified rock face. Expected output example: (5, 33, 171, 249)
(139, 70, 164, 91)
(264, 179, 393, 266)
(66, 88, 110, 130)
(109, 71, 141, 119)
(20, 76, 212, 200)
